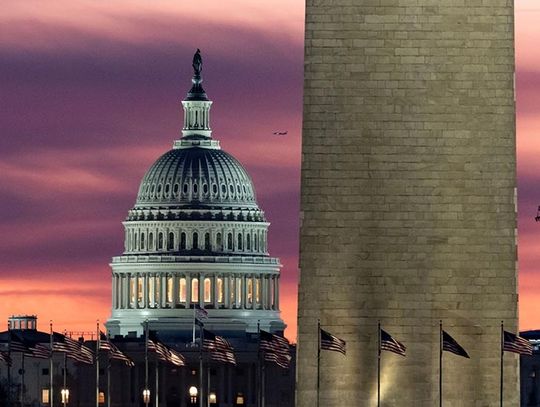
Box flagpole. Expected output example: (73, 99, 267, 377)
(317, 319, 321, 407)
(49, 321, 53, 407)
(144, 320, 149, 407)
(96, 321, 100, 407)
(107, 353, 111, 407)
(199, 323, 204, 407)
(7, 327, 11, 407)
(377, 321, 381, 407)
(63, 353, 67, 407)
(500, 321, 504, 407)
(20, 352, 25, 406)
(439, 320, 443, 407)
(207, 364, 211, 407)
(193, 305, 196, 344)
(155, 361, 159, 407)
(257, 321, 261, 407)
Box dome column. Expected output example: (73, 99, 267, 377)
(251, 275, 257, 310)
(185, 274, 191, 307)
(173, 274, 179, 308)
(224, 276, 230, 309)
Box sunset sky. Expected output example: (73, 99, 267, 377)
(1, 1, 539, 342)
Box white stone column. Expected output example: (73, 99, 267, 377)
(186, 274, 191, 307)
(113, 274, 118, 309)
(199, 273, 204, 308)
(274, 275, 279, 310)
(213, 274, 219, 309)
(173, 274, 179, 308)
(224, 275, 230, 309)
(242, 274, 248, 309)
(143, 274, 148, 309)
(161, 274, 167, 308)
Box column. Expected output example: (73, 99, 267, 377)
(143, 273, 148, 309)
(274, 275, 280, 310)
(199, 273, 204, 308)
(261, 275, 267, 310)
(186, 274, 191, 307)
(113, 274, 118, 309)
(242, 274, 248, 309)
(251, 275, 257, 310)
(213, 274, 219, 309)
(161, 274, 167, 308)
(224, 275, 230, 309)
(124, 274, 129, 309)
(173, 273, 179, 308)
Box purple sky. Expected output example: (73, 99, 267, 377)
(1, 1, 540, 341)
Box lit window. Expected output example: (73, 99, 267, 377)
(193, 232, 199, 250)
(247, 279, 253, 306)
(192, 278, 199, 302)
(179, 278, 187, 303)
(99, 392, 105, 403)
(137, 276, 144, 304)
(217, 278, 223, 303)
(155, 277, 161, 305)
(256, 279, 260, 304)
(168, 232, 174, 250)
(204, 278, 211, 303)
(41, 389, 50, 404)
(130, 277, 136, 305)
(237, 233, 243, 250)
(167, 276, 173, 303)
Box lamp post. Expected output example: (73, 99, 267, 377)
(209, 392, 217, 405)
(142, 389, 151, 405)
(189, 386, 198, 405)
(61, 388, 69, 406)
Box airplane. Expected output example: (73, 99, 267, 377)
(273, 131, 288, 135)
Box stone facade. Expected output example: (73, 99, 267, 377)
(296, 1, 518, 406)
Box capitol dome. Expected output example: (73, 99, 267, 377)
(135, 147, 258, 210)
(107, 51, 284, 337)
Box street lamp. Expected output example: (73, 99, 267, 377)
(142, 389, 151, 405)
(209, 392, 217, 405)
(60, 388, 70, 405)
(189, 386, 198, 404)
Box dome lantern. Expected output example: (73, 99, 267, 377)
(177, 49, 214, 146)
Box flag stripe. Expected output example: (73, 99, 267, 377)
(503, 331, 533, 355)
(442, 331, 469, 359)
(320, 328, 346, 355)
(380, 329, 406, 357)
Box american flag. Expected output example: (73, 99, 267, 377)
(147, 332, 186, 367)
(320, 328, 346, 355)
(203, 330, 236, 365)
(380, 329, 406, 357)
(99, 332, 135, 367)
(194, 304, 208, 321)
(9, 332, 50, 359)
(260, 330, 291, 369)
(442, 331, 470, 359)
(503, 331, 533, 355)
(52, 333, 94, 364)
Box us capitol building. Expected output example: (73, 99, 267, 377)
(106, 50, 284, 338)
(0, 52, 293, 407)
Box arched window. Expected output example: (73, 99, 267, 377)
(134, 233, 139, 250)
(216, 233, 223, 251)
(180, 232, 187, 250)
(158, 232, 164, 250)
(256, 279, 261, 305)
(168, 232, 175, 250)
(179, 278, 187, 303)
(130, 277, 136, 306)
(217, 278, 224, 304)
(140, 233, 145, 250)
(204, 278, 211, 303)
(237, 233, 243, 250)
(166, 276, 173, 304)
(246, 233, 251, 251)
(227, 233, 233, 250)
(204, 233, 211, 250)
(254, 233, 259, 252)
(192, 278, 199, 302)
(193, 232, 199, 250)
(149, 232, 154, 250)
